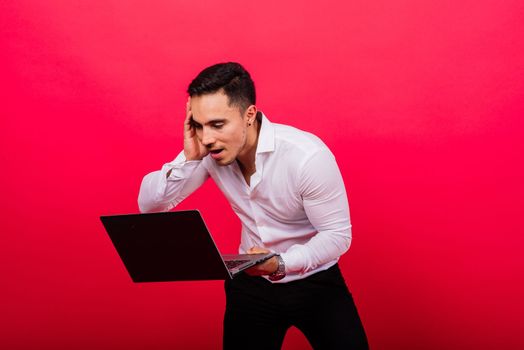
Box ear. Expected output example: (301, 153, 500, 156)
(245, 105, 258, 124)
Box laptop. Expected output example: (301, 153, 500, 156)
(100, 210, 275, 282)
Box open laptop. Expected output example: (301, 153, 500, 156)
(100, 210, 275, 282)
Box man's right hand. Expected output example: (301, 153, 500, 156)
(183, 98, 209, 161)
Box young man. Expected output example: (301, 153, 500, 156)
(138, 62, 368, 349)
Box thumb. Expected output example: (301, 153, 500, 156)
(247, 246, 269, 254)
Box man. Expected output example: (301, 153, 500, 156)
(138, 62, 368, 349)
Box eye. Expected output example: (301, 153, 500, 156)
(191, 121, 203, 129)
(212, 122, 225, 129)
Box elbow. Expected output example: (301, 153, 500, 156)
(137, 173, 168, 213)
(138, 178, 153, 213)
(138, 197, 172, 213)
(138, 190, 173, 213)
(336, 225, 352, 255)
(137, 192, 155, 213)
(138, 198, 154, 213)
(341, 234, 352, 255)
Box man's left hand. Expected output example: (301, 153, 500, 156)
(244, 247, 278, 276)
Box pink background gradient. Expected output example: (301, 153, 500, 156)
(1, 1, 523, 349)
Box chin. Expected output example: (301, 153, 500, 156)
(215, 157, 235, 166)
(221, 160, 236, 166)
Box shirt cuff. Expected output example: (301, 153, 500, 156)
(280, 247, 306, 274)
(164, 152, 202, 180)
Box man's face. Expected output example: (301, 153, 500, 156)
(190, 91, 249, 166)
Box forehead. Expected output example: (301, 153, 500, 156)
(190, 91, 241, 123)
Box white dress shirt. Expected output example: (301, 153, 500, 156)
(138, 113, 352, 283)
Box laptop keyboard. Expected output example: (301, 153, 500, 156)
(225, 259, 250, 269)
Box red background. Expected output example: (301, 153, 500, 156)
(1, 1, 523, 349)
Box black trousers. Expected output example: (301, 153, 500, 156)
(223, 264, 368, 350)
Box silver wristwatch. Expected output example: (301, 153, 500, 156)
(268, 254, 286, 281)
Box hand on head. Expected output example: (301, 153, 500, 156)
(183, 97, 209, 161)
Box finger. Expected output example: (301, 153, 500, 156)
(186, 97, 191, 113)
(248, 246, 269, 254)
(247, 247, 260, 254)
(184, 102, 191, 123)
(184, 103, 194, 136)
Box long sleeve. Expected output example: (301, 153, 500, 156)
(280, 147, 352, 274)
(138, 151, 209, 213)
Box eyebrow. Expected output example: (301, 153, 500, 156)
(192, 118, 226, 126)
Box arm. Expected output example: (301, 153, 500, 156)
(280, 147, 352, 274)
(138, 152, 209, 213)
(138, 98, 211, 213)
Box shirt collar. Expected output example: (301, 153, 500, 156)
(256, 112, 275, 154)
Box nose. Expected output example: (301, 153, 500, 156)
(201, 127, 216, 147)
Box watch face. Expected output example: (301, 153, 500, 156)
(269, 255, 286, 281)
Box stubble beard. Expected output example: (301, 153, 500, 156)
(215, 127, 249, 167)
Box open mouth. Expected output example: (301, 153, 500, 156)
(209, 149, 224, 159)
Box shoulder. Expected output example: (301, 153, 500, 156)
(272, 122, 331, 161)
(273, 124, 327, 152)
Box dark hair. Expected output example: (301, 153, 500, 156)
(187, 62, 256, 112)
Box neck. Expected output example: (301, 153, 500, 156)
(236, 118, 261, 171)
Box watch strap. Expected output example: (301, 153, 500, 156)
(268, 254, 286, 281)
